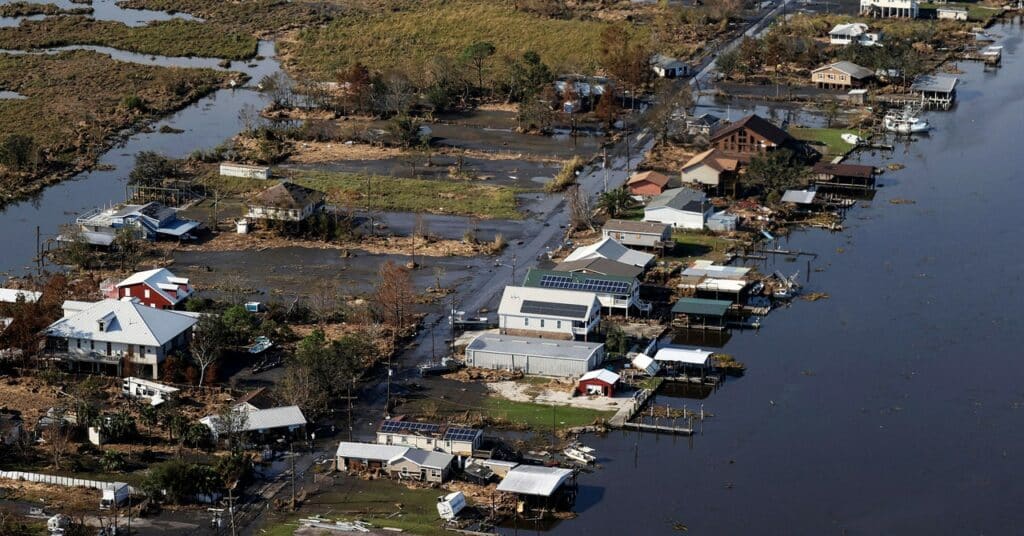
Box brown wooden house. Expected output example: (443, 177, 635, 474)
(710, 114, 816, 162)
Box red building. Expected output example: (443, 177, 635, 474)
(626, 171, 670, 197)
(577, 369, 621, 397)
(115, 268, 193, 309)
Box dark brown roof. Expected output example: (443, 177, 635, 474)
(250, 182, 325, 209)
(710, 114, 792, 146)
(812, 162, 875, 179)
(554, 257, 644, 279)
(603, 219, 671, 235)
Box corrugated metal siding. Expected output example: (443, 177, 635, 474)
(465, 348, 598, 378)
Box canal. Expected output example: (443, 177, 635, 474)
(528, 20, 1024, 536)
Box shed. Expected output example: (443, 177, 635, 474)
(577, 369, 620, 397)
(707, 211, 738, 232)
(497, 465, 574, 498)
(937, 6, 968, 20)
(626, 171, 670, 197)
(464, 334, 605, 377)
(781, 189, 818, 205)
(631, 353, 661, 376)
(650, 54, 688, 78)
(911, 74, 958, 109)
(812, 162, 876, 189)
(654, 346, 713, 367)
(336, 442, 408, 472)
(219, 162, 270, 180)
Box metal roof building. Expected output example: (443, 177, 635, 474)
(654, 347, 714, 366)
(497, 465, 574, 497)
(522, 268, 645, 315)
(498, 286, 602, 340)
(563, 237, 655, 268)
(682, 260, 751, 280)
(464, 334, 605, 378)
(672, 298, 732, 317)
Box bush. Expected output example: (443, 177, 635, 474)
(545, 156, 585, 193)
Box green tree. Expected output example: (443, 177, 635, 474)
(716, 49, 740, 79)
(0, 134, 37, 172)
(500, 50, 553, 102)
(597, 187, 634, 218)
(100, 410, 137, 442)
(386, 115, 425, 148)
(129, 151, 182, 187)
(745, 149, 804, 197)
(101, 450, 128, 472)
(111, 226, 142, 271)
(461, 41, 496, 93)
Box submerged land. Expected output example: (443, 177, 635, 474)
(0, 0, 1021, 534)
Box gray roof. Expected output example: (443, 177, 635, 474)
(911, 74, 958, 93)
(781, 189, 818, 204)
(651, 53, 685, 69)
(46, 299, 197, 346)
(336, 441, 409, 461)
(815, 61, 874, 80)
(647, 187, 709, 213)
(554, 257, 645, 279)
(603, 219, 671, 236)
(394, 449, 455, 470)
(497, 465, 574, 497)
(466, 334, 604, 362)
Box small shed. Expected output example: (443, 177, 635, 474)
(497, 465, 576, 509)
(812, 162, 876, 189)
(219, 162, 271, 180)
(626, 171, 670, 197)
(672, 297, 732, 329)
(707, 211, 738, 232)
(781, 189, 818, 205)
(911, 74, 958, 109)
(937, 6, 968, 20)
(650, 54, 689, 78)
(577, 369, 620, 397)
(654, 347, 713, 367)
(631, 353, 661, 376)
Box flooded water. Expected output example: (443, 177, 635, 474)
(0, 0, 201, 26)
(518, 21, 1024, 536)
(0, 40, 279, 278)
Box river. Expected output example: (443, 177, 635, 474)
(0, 39, 279, 278)
(516, 20, 1024, 536)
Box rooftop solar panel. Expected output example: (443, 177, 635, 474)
(520, 300, 589, 319)
(537, 274, 631, 296)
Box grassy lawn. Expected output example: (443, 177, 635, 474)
(211, 172, 524, 220)
(788, 127, 859, 157)
(285, 0, 625, 79)
(665, 230, 734, 262)
(0, 16, 258, 59)
(262, 478, 449, 536)
(482, 397, 614, 429)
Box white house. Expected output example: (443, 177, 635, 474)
(45, 299, 198, 379)
(828, 23, 883, 46)
(498, 286, 601, 340)
(860, 0, 918, 18)
(563, 237, 655, 269)
(200, 405, 307, 438)
(375, 419, 482, 456)
(246, 182, 325, 222)
(650, 54, 689, 79)
(643, 187, 714, 230)
(522, 268, 650, 316)
(937, 6, 968, 20)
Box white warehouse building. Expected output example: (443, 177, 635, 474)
(464, 334, 605, 378)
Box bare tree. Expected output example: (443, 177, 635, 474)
(43, 414, 71, 470)
(375, 261, 416, 341)
(213, 403, 250, 453)
(566, 184, 595, 232)
(189, 314, 227, 386)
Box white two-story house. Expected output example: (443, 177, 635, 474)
(45, 298, 198, 379)
(860, 0, 918, 18)
(498, 286, 601, 341)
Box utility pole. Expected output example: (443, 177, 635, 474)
(510, 254, 517, 286)
(290, 442, 297, 511)
(602, 147, 609, 193)
(347, 379, 354, 442)
(228, 484, 237, 536)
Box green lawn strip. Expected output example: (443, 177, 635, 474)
(482, 397, 614, 430)
(286, 0, 630, 79)
(212, 172, 524, 220)
(665, 230, 734, 263)
(788, 127, 859, 157)
(0, 16, 257, 59)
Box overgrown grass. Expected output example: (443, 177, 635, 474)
(665, 230, 734, 262)
(116, 0, 331, 34)
(482, 397, 614, 430)
(210, 172, 524, 220)
(789, 127, 859, 157)
(285, 0, 619, 79)
(544, 156, 586, 193)
(262, 478, 449, 536)
(0, 16, 258, 59)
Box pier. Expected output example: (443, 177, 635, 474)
(620, 421, 694, 436)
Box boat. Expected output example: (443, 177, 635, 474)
(563, 447, 596, 464)
(248, 336, 273, 355)
(884, 106, 930, 134)
(418, 356, 461, 376)
(573, 443, 597, 455)
(841, 133, 863, 145)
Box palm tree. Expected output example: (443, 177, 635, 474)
(597, 187, 634, 218)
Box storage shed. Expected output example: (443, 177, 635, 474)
(497, 465, 576, 510)
(577, 369, 620, 397)
(671, 297, 732, 329)
(464, 334, 605, 378)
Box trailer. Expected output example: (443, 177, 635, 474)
(437, 491, 466, 521)
(100, 484, 130, 510)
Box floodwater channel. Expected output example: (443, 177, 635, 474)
(0, 39, 278, 277)
(0, 0, 199, 27)
(513, 20, 1024, 536)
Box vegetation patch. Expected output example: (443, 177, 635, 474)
(116, 0, 335, 35)
(0, 16, 258, 59)
(789, 127, 859, 157)
(0, 50, 231, 205)
(283, 0, 614, 80)
(482, 397, 614, 430)
(0, 2, 92, 17)
(210, 172, 523, 220)
(667, 230, 734, 262)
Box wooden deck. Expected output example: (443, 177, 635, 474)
(620, 421, 695, 436)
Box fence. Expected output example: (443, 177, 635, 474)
(0, 470, 132, 493)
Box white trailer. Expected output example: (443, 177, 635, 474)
(219, 162, 271, 180)
(436, 491, 466, 521)
(122, 377, 179, 406)
(100, 484, 130, 509)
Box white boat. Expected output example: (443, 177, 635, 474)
(840, 133, 863, 145)
(563, 447, 595, 464)
(571, 442, 597, 455)
(884, 107, 930, 134)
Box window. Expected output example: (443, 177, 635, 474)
(76, 339, 81, 349)
(524, 317, 529, 326)
(539, 319, 545, 328)
(90, 340, 95, 351)
(556, 320, 562, 329)
(124, 288, 130, 296)
(144, 289, 150, 298)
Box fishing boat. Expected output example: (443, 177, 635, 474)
(248, 336, 273, 354)
(563, 447, 596, 464)
(883, 106, 930, 134)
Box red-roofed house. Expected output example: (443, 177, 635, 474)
(626, 171, 670, 197)
(115, 268, 194, 309)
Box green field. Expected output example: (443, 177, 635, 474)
(212, 172, 524, 220)
(0, 16, 258, 59)
(262, 478, 449, 536)
(482, 397, 614, 429)
(666, 230, 734, 262)
(789, 127, 859, 157)
(284, 0, 618, 79)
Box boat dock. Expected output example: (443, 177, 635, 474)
(619, 421, 694, 436)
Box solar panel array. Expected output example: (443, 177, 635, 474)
(379, 420, 440, 435)
(443, 427, 481, 442)
(520, 300, 589, 319)
(538, 274, 632, 295)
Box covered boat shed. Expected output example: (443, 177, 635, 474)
(911, 74, 958, 109)
(497, 465, 576, 510)
(672, 297, 732, 329)
(812, 162, 876, 189)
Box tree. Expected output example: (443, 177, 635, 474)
(128, 151, 182, 187)
(100, 410, 137, 442)
(43, 413, 71, 470)
(500, 50, 553, 102)
(111, 226, 142, 271)
(184, 422, 213, 449)
(517, 93, 555, 134)
(189, 312, 229, 386)
(212, 403, 249, 452)
(0, 134, 38, 172)
(386, 115, 425, 148)
(745, 149, 805, 197)
(375, 261, 416, 340)
(461, 41, 496, 93)
(259, 72, 294, 108)
(600, 24, 651, 95)
(716, 48, 740, 79)
(336, 62, 372, 114)
(823, 99, 840, 128)
(597, 187, 633, 218)
(101, 450, 128, 472)
(566, 184, 594, 232)
(594, 91, 619, 130)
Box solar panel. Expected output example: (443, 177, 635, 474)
(443, 427, 480, 441)
(380, 420, 441, 435)
(520, 300, 589, 319)
(537, 274, 631, 296)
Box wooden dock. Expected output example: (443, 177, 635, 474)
(620, 422, 694, 436)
